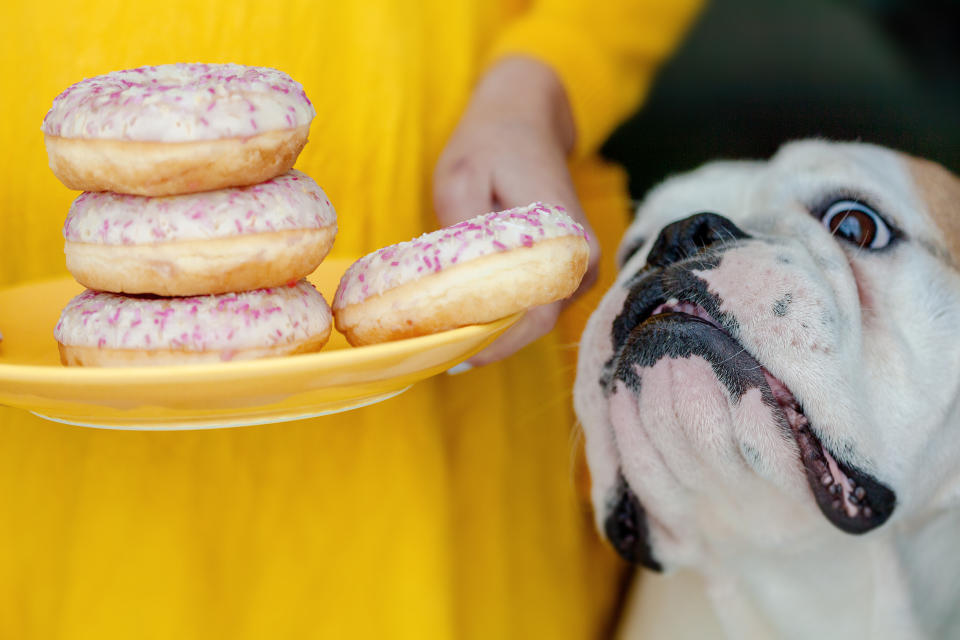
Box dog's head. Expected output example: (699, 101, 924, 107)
(575, 140, 960, 572)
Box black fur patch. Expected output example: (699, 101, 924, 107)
(773, 292, 793, 317)
(614, 312, 766, 403)
(604, 473, 662, 571)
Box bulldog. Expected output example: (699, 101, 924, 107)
(574, 140, 960, 639)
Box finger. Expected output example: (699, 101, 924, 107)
(488, 153, 601, 291)
(466, 302, 562, 367)
(493, 176, 601, 304)
(433, 154, 494, 225)
(489, 136, 575, 207)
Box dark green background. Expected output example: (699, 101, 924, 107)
(603, 0, 960, 199)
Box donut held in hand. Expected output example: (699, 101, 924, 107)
(63, 170, 337, 296)
(333, 202, 589, 346)
(55, 281, 332, 366)
(43, 63, 315, 196)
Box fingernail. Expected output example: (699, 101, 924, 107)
(446, 362, 473, 376)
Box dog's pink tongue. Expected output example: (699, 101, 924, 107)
(762, 370, 866, 519)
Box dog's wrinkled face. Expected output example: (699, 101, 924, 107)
(575, 140, 960, 571)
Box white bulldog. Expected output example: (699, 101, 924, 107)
(574, 140, 960, 639)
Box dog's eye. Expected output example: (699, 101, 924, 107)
(820, 200, 892, 249)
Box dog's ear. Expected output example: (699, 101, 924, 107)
(910, 155, 960, 513)
(905, 155, 960, 264)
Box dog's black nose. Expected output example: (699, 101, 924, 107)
(646, 212, 749, 269)
(604, 474, 662, 571)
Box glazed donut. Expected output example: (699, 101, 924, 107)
(43, 63, 315, 196)
(55, 281, 331, 366)
(63, 170, 337, 296)
(332, 202, 589, 346)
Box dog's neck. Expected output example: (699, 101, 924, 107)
(686, 508, 960, 640)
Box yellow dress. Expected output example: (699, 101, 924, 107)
(0, 2, 700, 638)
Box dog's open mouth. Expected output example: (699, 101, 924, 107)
(641, 298, 896, 534)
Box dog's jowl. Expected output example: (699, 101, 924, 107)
(575, 141, 960, 639)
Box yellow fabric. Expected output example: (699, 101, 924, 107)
(0, 2, 700, 638)
(488, 0, 703, 155)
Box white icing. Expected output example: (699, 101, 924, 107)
(333, 202, 586, 308)
(42, 63, 315, 142)
(63, 170, 336, 245)
(55, 280, 330, 352)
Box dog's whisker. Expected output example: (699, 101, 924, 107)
(719, 346, 748, 365)
(568, 419, 585, 487)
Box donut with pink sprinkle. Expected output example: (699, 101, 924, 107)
(63, 170, 337, 296)
(43, 63, 315, 196)
(332, 202, 590, 345)
(56, 280, 332, 366)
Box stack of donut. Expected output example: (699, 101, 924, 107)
(45, 63, 338, 366)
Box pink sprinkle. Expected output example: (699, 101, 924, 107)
(492, 240, 507, 250)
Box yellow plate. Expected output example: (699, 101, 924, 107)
(0, 258, 520, 430)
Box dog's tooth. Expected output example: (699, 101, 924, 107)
(863, 507, 873, 518)
(848, 493, 860, 505)
(854, 487, 866, 500)
(820, 473, 833, 486)
(829, 484, 842, 496)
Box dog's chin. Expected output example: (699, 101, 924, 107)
(611, 305, 896, 546)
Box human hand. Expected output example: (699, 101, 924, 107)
(433, 56, 600, 368)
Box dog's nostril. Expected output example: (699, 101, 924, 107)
(604, 474, 663, 571)
(646, 212, 749, 269)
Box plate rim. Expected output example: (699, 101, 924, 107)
(0, 312, 522, 384)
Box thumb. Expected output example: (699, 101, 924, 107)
(433, 157, 495, 225)
(465, 302, 562, 367)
